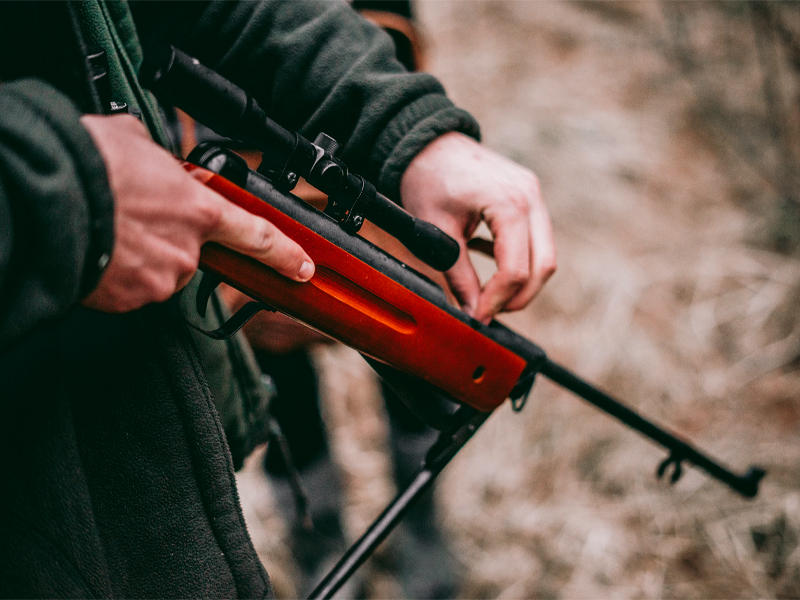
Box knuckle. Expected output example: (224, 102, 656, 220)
(517, 167, 539, 189)
(154, 281, 176, 303)
(538, 250, 557, 280)
(503, 267, 530, 288)
(146, 273, 176, 303)
(254, 223, 276, 254)
(508, 192, 530, 213)
(178, 249, 199, 276)
(542, 258, 557, 278)
(197, 195, 224, 232)
(527, 171, 541, 192)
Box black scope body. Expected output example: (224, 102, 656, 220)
(139, 44, 460, 272)
(139, 43, 299, 172)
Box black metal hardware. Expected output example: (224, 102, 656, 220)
(140, 44, 460, 272)
(538, 359, 766, 498)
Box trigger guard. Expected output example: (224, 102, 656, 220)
(187, 300, 274, 340)
(197, 271, 223, 317)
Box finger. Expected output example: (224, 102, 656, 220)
(503, 197, 557, 312)
(209, 197, 314, 282)
(473, 207, 532, 323)
(530, 198, 557, 292)
(445, 241, 482, 317)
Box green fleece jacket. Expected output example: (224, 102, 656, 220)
(0, 1, 478, 597)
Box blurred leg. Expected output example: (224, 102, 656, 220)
(383, 384, 460, 599)
(258, 349, 352, 597)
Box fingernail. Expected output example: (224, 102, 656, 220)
(298, 261, 315, 281)
(462, 303, 475, 317)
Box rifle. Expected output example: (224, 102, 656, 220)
(141, 45, 765, 599)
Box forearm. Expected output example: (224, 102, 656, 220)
(0, 80, 114, 351)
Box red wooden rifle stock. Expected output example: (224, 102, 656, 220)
(183, 146, 763, 494)
(189, 165, 528, 413)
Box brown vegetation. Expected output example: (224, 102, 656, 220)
(237, 2, 800, 598)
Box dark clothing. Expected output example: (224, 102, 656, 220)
(0, 1, 479, 597)
(0, 307, 269, 598)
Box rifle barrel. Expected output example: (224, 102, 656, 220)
(539, 359, 765, 498)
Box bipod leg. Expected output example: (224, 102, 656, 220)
(307, 407, 489, 600)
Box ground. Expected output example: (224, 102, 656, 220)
(236, 2, 800, 598)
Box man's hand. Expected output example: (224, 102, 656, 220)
(400, 132, 556, 323)
(80, 114, 314, 313)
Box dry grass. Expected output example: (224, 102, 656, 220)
(237, 2, 800, 598)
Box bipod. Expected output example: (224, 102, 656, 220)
(307, 356, 766, 598)
(307, 406, 489, 600)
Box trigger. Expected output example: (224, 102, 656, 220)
(197, 271, 223, 317)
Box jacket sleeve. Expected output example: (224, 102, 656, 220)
(0, 79, 114, 352)
(131, 0, 480, 203)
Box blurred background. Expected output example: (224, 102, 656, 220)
(235, 2, 800, 598)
